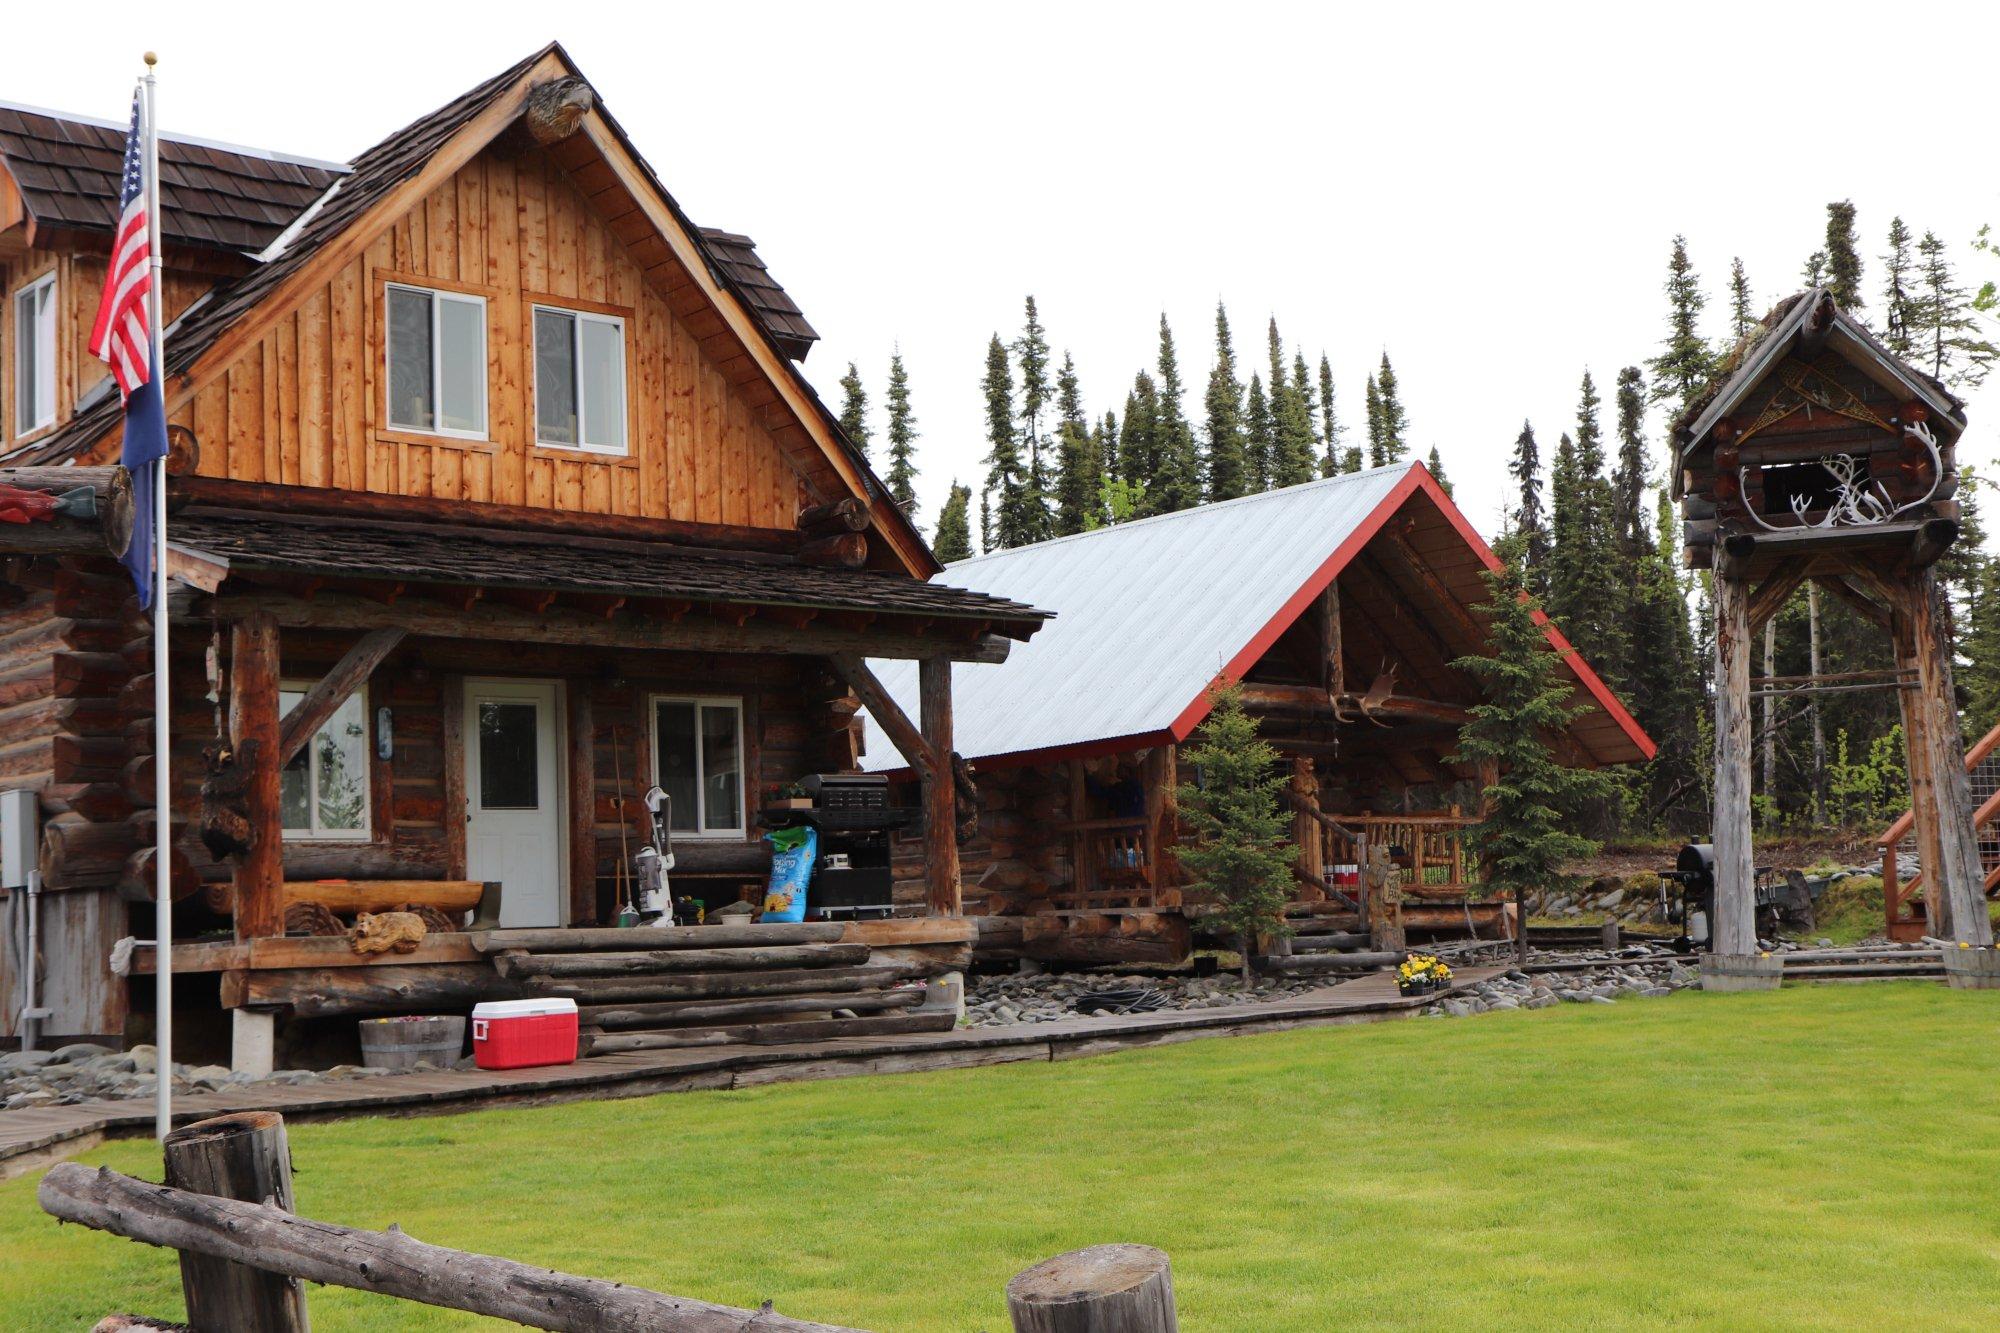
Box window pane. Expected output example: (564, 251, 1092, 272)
(14, 291, 33, 433)
(279, 690, 310, 830)
(654, 702, 698, 832)
(387, 287, 434, 431)
(316, 693, 370, 833)
(700, 705, 741, 831)
(535, 310, 577, 444)
(580, 318, 626, 449)
(438, 295, 486, 434)
(478, 702, 540, 810)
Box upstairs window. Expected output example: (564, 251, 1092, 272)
(279, 685, 371, 840)
(534, 305, 627, 453)
(13, 273, 56, 436)
(386, 283, 487, 438)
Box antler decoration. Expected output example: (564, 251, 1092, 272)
(1737, 420, 1944, 534)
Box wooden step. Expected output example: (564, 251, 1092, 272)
(1290, 932, 1372, 954)
(493, 942, 870, 979)
(1260, 951, 1402, 974)
(469, 923, 845, 953)
(580, 987, 925, 1031)
(527, 962, 930, 1004)
(585, 1009, 957, 1054)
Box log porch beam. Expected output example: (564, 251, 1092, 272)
(274, 629, 406, 767)
(1745, 557, 1808, 635)
(828, 653, 933, 780)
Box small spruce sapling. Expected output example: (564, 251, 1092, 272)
(1176, 683, 1293, 983)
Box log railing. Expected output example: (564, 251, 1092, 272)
(1320, 810, 1478, 896)
(40, 1112, 1178, 1332)
(1879, 720, 2000, 939)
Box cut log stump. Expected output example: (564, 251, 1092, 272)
(1006, 1244, 1178, 1333)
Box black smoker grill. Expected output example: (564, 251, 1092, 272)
(762, 774, 913, 920)
(1659, 842, 1820, 950)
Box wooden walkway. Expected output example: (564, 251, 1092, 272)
(1, 967, 1504, 1176)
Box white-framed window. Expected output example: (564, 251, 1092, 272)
(13, 272, 57, 436)
(533, 304, 627, 453)
(279, 684, 372, 841)
(651, 695, 746, 837)
(385, 283, 487, 438)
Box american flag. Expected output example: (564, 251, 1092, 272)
(88, 92, 154, 397)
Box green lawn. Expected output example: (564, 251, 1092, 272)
(6, 984, 1999, 1330)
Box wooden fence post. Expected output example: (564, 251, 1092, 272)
(162, 1111, 309, 1332)
(1006, 1244, 1177, 1333)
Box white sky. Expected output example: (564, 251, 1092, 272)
(10, 2, 1999, 549)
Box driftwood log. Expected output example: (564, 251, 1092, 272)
(38, 1161, 863, 1332)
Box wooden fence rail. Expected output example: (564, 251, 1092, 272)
(40, 1113, 1177, 1332)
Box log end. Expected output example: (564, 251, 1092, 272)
(1006, 1243, 1177, 1330)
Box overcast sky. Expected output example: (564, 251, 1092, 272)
(11, 2, 1999, 549)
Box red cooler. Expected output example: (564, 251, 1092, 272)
(471, 998, 579, 1070)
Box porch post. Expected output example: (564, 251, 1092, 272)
(567, 682, 598, 926)
(918, 655, 959, 916)
(230, 613, 284, 942)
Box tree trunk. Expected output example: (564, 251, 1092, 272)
(161, 1112, 309, 1333)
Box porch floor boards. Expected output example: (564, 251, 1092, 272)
(0, 966, 1508, 1173)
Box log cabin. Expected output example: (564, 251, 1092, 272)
(861, 464, 1654, 966)
(0, 46, 1048, 1059)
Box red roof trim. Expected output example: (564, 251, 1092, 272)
(1164, 463, 1657, 763)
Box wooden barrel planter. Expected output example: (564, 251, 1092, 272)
(357, 1015, 466, 1070)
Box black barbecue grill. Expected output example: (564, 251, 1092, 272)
(763, 774, 914, 919)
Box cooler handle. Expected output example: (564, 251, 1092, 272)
(472, 1019, 489, 1041)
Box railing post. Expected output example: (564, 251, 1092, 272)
(1007, 1244, 1177, 1332)
(162, 1111, 309, 1332)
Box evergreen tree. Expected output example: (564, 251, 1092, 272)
(1611, 365, 1649, 556)
(1914, 230, 1998, 387)
(1052, 352, 1102, 536)
(1548, 430, 1580, 608)
(1243, 373, 1274, 492)
(1203, 302, 1249, 502)
(1823, 200, 1864, 309)
(1554, 371, 1632, 691)
(1145, 315, 1203, 514)
(1318, 354, 1348, 475)
(1118, 372, 1161, 510)
(1096, 410, 1132, 523)
(1011, 298, 1054, 544)
(1267, 319, 1316, 485)
(1881, 216, 1920, 358)
(982, 333, 1040, 549)
(1728, 257, 1755, 342)
(934, 482, 973, 563)
(1372, 353, 1410, 466)
(1426, 445, 1452, 497)
(1364, 374, 1384, 469)
(883, 351, 918, 513)
(1649, 235, 1716, 409)
(1630, 490, 1704, 826)
(980, 488, 991, 552)
(1961, 547, 2000, 741)
(837, 362, 870, 460)
(1452, 537, 1615, 925)
(1802, 251, 1828, 288)
(1175, 683, 1293, 983)
(1509, 420, 1551, 581)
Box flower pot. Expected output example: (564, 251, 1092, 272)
(1397, 977, 1435, 997)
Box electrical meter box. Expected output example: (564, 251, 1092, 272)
(1, 788, 38, 889)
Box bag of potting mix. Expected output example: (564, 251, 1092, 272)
(760, 824, 816, 922)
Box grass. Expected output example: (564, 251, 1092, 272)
(7, 985, 2000, 1330)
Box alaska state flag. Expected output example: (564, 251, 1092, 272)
(119, 354, 168, 607)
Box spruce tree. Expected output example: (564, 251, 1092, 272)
(1823, 200, 1865, 309)
(1203, 302, 1249, 502)
(1915, 230, 1998, 387)
(1802, 251, 1828, 288)
(1649, 235, 1716, 409)
(1318, 354, 1349, 476)
(883, 351, 918, 514)
(933, 482, 973, 563)
(1052, 352, 1102, 535)
(1549, 371, 1632, 692)
(982, 333, 1039, 549)
(1611, 365, 1649, 556)
(1509, 420, 1551, 581)
(980, 490, 991, 552)
(1881, 216, 1920, 358)
(1267, 320, 1316, 485)
(1011, 298, 1054, 544)
(1097, 410, 1132, 523)
(1961, 547, 2000, 741)
(1145, 315, 1203, 514)
(1175, 683, 1293, 982)
(1452, 536, 1615, 925)
(1372, 353, 1410, 466)
(1728, 257, 1755, 342)
(1426, 446, 1453, 497)
(837, 361, 870, 460)
(1119, 372, 1161, 511)
(1243, 372, 1274, 492)
(1548, 429, 1581, 612)
(1364, 374, 1384, 469)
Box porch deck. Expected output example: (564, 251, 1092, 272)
(1, 965, 1506, 1174)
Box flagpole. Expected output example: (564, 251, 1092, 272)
(142, 51, 172, 1144)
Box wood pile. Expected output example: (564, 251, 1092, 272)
(467, 923, 956, 1054)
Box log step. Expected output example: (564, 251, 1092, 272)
(526, 962, 929, 1004)
(586, 1009, 957, 1054)
(1260, 950, 1403, 974)
(493, 942, 870, 980)
(1783, 963, 1944, 979)
(580, 987, 926, 1031)
(469, 923, 845, 954)
(1289, 932, 1372, 954)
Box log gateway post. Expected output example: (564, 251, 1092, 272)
(1707, 573, 1759, 965)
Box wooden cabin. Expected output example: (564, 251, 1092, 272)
(0, 46, 1047, 1056)
(862, 464, 1653, 965)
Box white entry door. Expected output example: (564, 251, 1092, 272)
(464, 679, 564, 928)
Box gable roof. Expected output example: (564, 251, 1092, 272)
(1672, 287, 1966, 491)
(0, 100, 345, 253)
(1, 46, 922, 571)
(861, 463, 1654, 771)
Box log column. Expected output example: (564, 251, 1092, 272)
(918, 655, 959, 916)
(1710, 574, 1757, 957)
(1890, 594, 1945, 931)
(1902, 567, 1991, 944)
(1290, 755, 1322, 899)
(567, 681, 597, 926)
(230, 613, 284, 942)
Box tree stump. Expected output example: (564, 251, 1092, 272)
(1006, 1244, 1178, 1333)
(161, 1111, 309, 1332)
